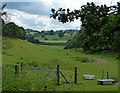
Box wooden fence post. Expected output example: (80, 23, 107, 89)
(107, 72, 109, 79)
(102, 70, 104, 79)
(21, 62, 23, 71)
(15, 65, 19, 74)
(75, 67, 77, 84)
(57, 64, 60, 85)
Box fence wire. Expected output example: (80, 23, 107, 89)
(18, 66, 57, 91)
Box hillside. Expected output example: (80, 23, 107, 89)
(2, 37, 118, 91)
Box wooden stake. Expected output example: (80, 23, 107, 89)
(75, 67, 77, 84)
(57, 64, 60, 85)
(15, 65, 19, 74)
(21, 62, 23, 71)
(102, 70, 104, 79)
(107, 72, 109, 79)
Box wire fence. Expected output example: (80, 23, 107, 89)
(16, 63, 75, 84)
(19, 66, 57, 80)
(3, 62, 77, 91)
(17, 64, 57, 91)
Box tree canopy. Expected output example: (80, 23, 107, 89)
(2, 22, 26, 39)
(50, 2, 120, 52)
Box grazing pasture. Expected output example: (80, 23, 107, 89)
(34, 33, 76, 41)
(2, 37, 118, 91)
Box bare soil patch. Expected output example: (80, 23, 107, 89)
(91, 58, 105, 63)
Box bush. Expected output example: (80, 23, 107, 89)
(73, 56, 90, 63)
(28, 61, 38, 67)
(53, 39, 57, 40)
(41, 35, 45, 37)
(80, 57, 89, 62)
(44, 38, 48, 40)
(27, 37, 41, 44)
(58, 31, 64, 38)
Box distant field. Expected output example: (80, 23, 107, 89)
(35, 35, 65, 41)
(40, 40, 67, 43)
(2, 37, 118, 91)
(35, 34, 68, 46)
(35, 33, 77, 41)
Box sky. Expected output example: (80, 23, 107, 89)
(1, 0, 120, 31)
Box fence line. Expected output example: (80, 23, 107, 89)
(20, 67, 74, 76)
(15, 63, 78, 86)
(19, 69, 74, 73)
(19, 71, 54, 75)
(18, 64, 57, 83)
(19, 72, 56, 76)
(21, 67, 56, 70)
(60, 70, 74, 73)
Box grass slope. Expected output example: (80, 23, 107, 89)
(2, 37, 118, 91)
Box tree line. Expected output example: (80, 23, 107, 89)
(2, 21, 26, 39)
(1, 4, 26, 40)
(50, 2, 120, 52)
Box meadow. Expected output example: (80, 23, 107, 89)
(34, 33, 76, 41)
(2, 37, 118, 91)
(34, 33, 72, 46)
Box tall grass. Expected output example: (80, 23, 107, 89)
(2, 37, 118, 91)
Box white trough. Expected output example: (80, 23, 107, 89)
(83, 75, 95, 80)
(97, 79, 115, 85)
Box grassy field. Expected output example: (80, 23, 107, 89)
(39, 40, 67, 43)
(34, 33, 78, 46)
(2, 37, 118, 91)
(35, 33, 76, 41)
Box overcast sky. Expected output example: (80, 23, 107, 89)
(1, 0, 119, 31)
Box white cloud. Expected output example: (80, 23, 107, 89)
(58, 0, 94, 10)
(71, 19, 81, 29)
(57, 0, 119, 10)
(2, 0, 120, 31)
(96, 0, 118, 5)
(4, 9, 53, 30)
(40, 0, 56, 6)
(4, 9, 77, 31)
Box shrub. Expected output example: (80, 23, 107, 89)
(27, 37, 41, 44)
(53, 39, 57, 40)
(44, 38, 48, 40)
(73, 57, 90, 63)
(28, 61, 38, 67)
(80, 57, 89, 62)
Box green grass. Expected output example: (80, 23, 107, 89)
(34, 33, 78, 46)
(40, 40, 67, 43)
(35, 34, 66, 41)
(2, 37, 118, 91)
(35, 33, 77, 41)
